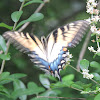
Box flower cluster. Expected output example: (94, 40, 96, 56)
(82, 69, 94, 79)
(65, 51, 73, 65)
(86, 0, 100, 54)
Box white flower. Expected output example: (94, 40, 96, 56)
(98, 88, 100, 92)
(66, 51, 73, 58)
(89, 74, 94, 79)
(86, 18, 91, 24)
(91, 15, 100, 23)
(88, 0, 95, 3)
(82, 69, 94, 79)
(88, 46, 96, 52)
(97, 47, 100, 53)
(90, 25, 97, 32)
(96, 30, 100, 35)
(86, 7, 94, 14)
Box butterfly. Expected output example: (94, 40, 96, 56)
(3, 20, 89, 81)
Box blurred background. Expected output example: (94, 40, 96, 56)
(0, 0, 99, 99)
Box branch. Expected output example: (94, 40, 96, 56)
(37, 96, 86, 100)
(76, 31, 91, 71)
(18, 0, 49, 32)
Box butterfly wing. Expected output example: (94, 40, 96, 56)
(46, 20, 89, 79)
(3, 31, 49, 71)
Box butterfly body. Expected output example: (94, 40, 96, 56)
(3, 20, 89, 81)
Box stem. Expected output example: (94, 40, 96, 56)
(0, 1, 25, 74)
(18, 0, 49, 32)
(96, 35, 100, 49)
(37, 96, 85, 100)
(0, 41, 10, 74)
(13, 0, 25, 31)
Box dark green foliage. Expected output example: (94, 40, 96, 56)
(0, 0, 100, 100)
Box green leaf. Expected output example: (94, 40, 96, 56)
(39, 74, 50, 89)
(0, 72, 26, 85)
(93, 73, 100, 81)
(90, 61, 100, 68)
(0, 53, 10, 60)
(13, 80, 27, 100)
(0, 72, 10, 80)
(16, 13, 44, 29)
(96, 39, 100, 42)
(9, 73, 27, 79)
(80, 59, 89, 70)
(62, 74, 74, 81)
(0, 85, 10, 98)
(71, 81, 92, 90)
(94, 93, 100, 100)
(11, 11, 23, 22)
(19, 0, 25, 2)
(91, 33, 96, 36)
(0, 35, 7, 52)
(0, 23, 13, 30)
(96, 53, 100, 56)
(24, 0, 43, 7)
(27, 82, 45, 95)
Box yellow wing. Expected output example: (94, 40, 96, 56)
(3, 31, 48, 67)
(46, 20, 89, 62)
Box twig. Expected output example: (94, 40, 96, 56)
(76, 31, 91, 71)
(0, 1, 25, 74)
(18, 0, 49, 32)
(37, 96, 86, 100)
(13, 0, 25, 31)
(0, 41, 10, 74)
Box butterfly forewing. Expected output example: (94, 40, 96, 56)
(46, 20, 89, 62)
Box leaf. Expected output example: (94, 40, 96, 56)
(0, 53, 10, 60)
(0, 35, 7, 52)
(96, 39, 100, 42)
(91, 33, 96, 36)
(16, 13, 44, 29)
(27, 82, 45, 94)
(80, 59, 89, 70)
(39, 74, 50, 89)
(0, 72, 26, 85)
(0, 72, 10, 79)
(13, 80, 27, 100)
(0, 23, 13, 30)
(71, 81, 92, 90)
(96, 53, 100, 56)
(9, 73, 27, 79)
(11, 11, 23, 22)
(93, 73, 100, 81)
(11, 88, 27, 99)
(90, 61, 100, 68)
(0, 85, 10, 98)
(94, 93, 100, 100)
(62, 74, 74, 81)
(24, 0, 43, 7)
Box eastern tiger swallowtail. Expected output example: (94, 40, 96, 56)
(3, 20, 89, 81)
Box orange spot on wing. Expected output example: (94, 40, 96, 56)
(63, 47, 67, 51)
(49, 66, 50, 69)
